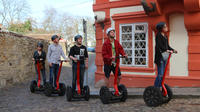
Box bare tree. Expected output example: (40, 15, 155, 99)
(42, 7, 58, 32)
(0, 0, 30, 26)
(84, 17, 95, 47)
(37, 7, 95, 47)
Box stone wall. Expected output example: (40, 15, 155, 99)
(0, 31, 49, 88)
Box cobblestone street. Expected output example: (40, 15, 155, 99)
(0, 53, 200, 112)
(1, 83, 200, 112)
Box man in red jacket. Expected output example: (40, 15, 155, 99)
(102, 27, 127, 87)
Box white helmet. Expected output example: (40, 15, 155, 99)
(106, 27, 115, 35)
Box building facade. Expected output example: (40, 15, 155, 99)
(93, 0, 200, 87)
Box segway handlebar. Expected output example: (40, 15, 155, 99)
(115, 55, 128, 59)
(58, 59, 69, 62)
(33, 59, 44, 61)
(74, 55, 87, 61)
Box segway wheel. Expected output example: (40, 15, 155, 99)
(118, 84, 128, 102)
(143, 86, 163, 107)
(44, 82, 53, 97)
(100, 86, 110, 104)
(58, 83, 66, 96)
(99, 86, 104, 97)
(66, 86, 72, 101)
(84, 86, 90, 101)
(30, 80, 37, 93)
(162, 84, 173, 104)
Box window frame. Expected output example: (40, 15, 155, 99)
(119, 22, 149, 67)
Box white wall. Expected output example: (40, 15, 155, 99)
(110, 6, 144, 28)
(169, 13, 189, 76)
(153, 31, 156, 69)
(94, 11, 106, 22)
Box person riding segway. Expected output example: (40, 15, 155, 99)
(66, 35, 89, 101)
(30, 42, 46, 93)
(44, 35, 68, 96)
(143, 22, 178, 107)
(100, 27, 128, 104)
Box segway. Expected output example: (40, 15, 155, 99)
(44, 60, 66, 96)
(66, 57, 90, 101)
(143, 53, 173, 107)
(99, 56, 128, 104)
(30, 59, 45, 93)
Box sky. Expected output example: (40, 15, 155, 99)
(28, 0, 94, 22)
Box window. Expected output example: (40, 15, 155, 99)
(120, 23, 148, 67)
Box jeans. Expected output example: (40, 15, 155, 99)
(154, 59, 167, 87)
(49, 64, 59, 87)
(72, 63, 85, 92)
(35, 65, 46, 85)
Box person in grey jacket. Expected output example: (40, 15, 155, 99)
(47, 35, 68, 87)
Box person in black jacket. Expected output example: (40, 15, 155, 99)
(32, 42, 46, 85)
(154, 22, 177, 87)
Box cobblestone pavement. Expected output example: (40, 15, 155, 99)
(0, 85, 200, 112)
(1, 53, 200, 112)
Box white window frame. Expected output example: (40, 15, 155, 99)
(119, 22, 149, 67)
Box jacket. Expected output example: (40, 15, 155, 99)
(33, 50, 46, 65)
(154, 32, 174, 65)
(102, 38, 125, 65)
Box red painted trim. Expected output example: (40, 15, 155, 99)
(188, 45, 200, 54)
(188, 31, 200, 36)
(93, 0, 141, 11)
(120, 67, 155, 73)
(189, 61, 200, 71)
(184, 0, 200, 12)
(95, 0, 109, 4)
(95, 72, 200, 87)
(112, 11, 147, 20)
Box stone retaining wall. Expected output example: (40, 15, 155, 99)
(0, 31, 49, 88)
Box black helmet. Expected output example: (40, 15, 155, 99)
(156, 22, 166, 32)
(51, 35, 59, 41)
(37, 42, 43, 48)
(74, 35, 82, 41)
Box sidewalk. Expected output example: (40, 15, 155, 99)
(90, 86, 200, 98)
